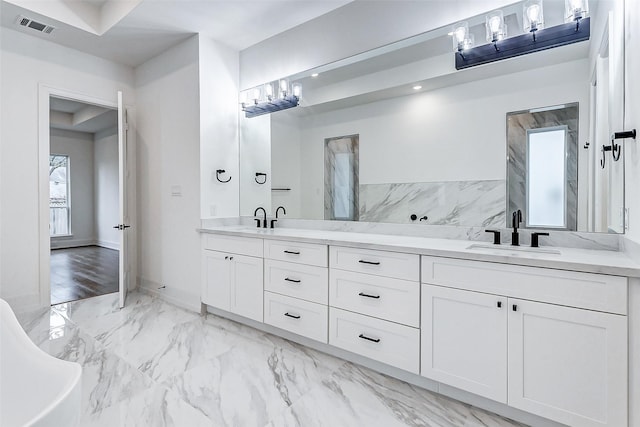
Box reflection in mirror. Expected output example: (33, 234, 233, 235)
(325, 135, 359, 221)
(240, 0, 625, 234)
(507, 105, 578, 231)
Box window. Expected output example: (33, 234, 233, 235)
(49, 155, 70, 236)
(526, 127, 567, 228)
(324, 135, 359, 221)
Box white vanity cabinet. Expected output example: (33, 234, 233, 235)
(263, 240, 329, 343)
(421, 256, 628, 427)
(329, 246, 421, 373)
(201, 236, 264, 322)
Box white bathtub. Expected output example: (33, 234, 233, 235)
(0, 299, 82, 427)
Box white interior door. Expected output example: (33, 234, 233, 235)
(117, 91, 130, 308)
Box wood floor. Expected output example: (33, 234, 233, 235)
(50, 246, 119, 305)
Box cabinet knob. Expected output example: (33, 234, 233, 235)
(512, 304, 518, 312)
(224, 256, 229, 260)
(229, 256, 234, 261)
(497, 301, 502, 308)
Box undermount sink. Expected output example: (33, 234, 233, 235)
(466, 243, 561, 255)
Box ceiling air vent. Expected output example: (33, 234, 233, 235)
(15, 15, 55, 34)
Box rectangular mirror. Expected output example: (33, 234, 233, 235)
(239, 0, 625, 234)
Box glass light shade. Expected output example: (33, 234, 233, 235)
(279, 79, 289, 98)
(451, 21, 469, 52)
(264, 83, 274, 100)
(486, 10, 506, 43)
(565, 0, 588, 22)
(251, 87, 262, 104)
(523, 0, 544, 32)
(239, 90, 249, 105)
(292, 82, 302, 98)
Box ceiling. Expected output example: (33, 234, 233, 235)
(50, 97, 118, 134)
(0, 0, 352, 67)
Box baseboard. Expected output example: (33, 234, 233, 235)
(96, 240, 120, 250)
(50, 238, 95, 249)
(137, 277, 201, 312)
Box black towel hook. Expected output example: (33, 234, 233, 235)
(216, 169, 232, 183)
(255, 172, 267, 185)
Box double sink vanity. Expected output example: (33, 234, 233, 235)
(199, 223, 639, 427)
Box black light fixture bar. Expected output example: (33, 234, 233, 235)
(455, 17, 590, 70)
(243, 95, 299, 118)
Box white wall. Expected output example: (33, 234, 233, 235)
(199, 35, 240, 219)
(275, 60, 589, 219)
(270, 112, 302, 218)
(94, 127, 119, 249)
(135, 35, 202, 309)
(625, 0, 640, 246)
(239, 0, 516, 89)
(49, 129, 95, 248)
(0, 27, 134, 310)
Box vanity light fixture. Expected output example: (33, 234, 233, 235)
(523, 0, 544, 41)
(455, 3, 589, 70)
(240, 80, 302, 118)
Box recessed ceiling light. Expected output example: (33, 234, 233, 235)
(311, 73, 319, 77)
(413, 85, 422, 90)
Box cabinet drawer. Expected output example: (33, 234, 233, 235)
(265, 260, 328, 304)
(203, 234, 263, 257)
(264, 240, 328, 267)
(264, 292, 328, 343)
(421, 256, 628, 315)
(329, 307, 420, 373)
(330, 246, 419, 281)
(329, 269, 419, 327)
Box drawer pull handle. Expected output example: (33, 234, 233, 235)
(284, 277, 301, 283)
(358, 333, 380, 343)
(358, 260, 380, 265)
(284, 312, 301, 319)
(284, 250, 301, 255)
(358, 292, 380, 299)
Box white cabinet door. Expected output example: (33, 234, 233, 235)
(202, 250, 232, 311)
(421, 285, 508, 403)
(230, 254, 264, 322)
(508, 299, 627, 427)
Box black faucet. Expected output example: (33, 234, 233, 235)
(270, 206, 286, 228)
(254, 207, 267, 228)
(531, 232, 549, 248)
(511, 209, 522, 246)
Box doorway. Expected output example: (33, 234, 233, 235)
(48, 97, 120, 304)
(39, 87, 133, 309)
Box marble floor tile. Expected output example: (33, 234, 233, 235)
(266, 363, 526, 427)
(82, 384, 212, 427)
(14, 291, 528, 427)
(162, 330, 346, 426)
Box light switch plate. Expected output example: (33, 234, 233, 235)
(171, 185, 182, 196)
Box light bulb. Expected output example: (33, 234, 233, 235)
(527, 4, 540, 23)
(454, 26, 466, 43)
(264, 83, 273, 100)
(489, 16, 501, 33)
(292, 82, 302, 98)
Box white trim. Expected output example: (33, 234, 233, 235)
(96, 240, 120, 251)
(39, 84, 119, 308)
(138, 277, 200, 312)
(50, 238, 95, 249)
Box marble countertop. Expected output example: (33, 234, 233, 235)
(198, 226, 640, 278)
